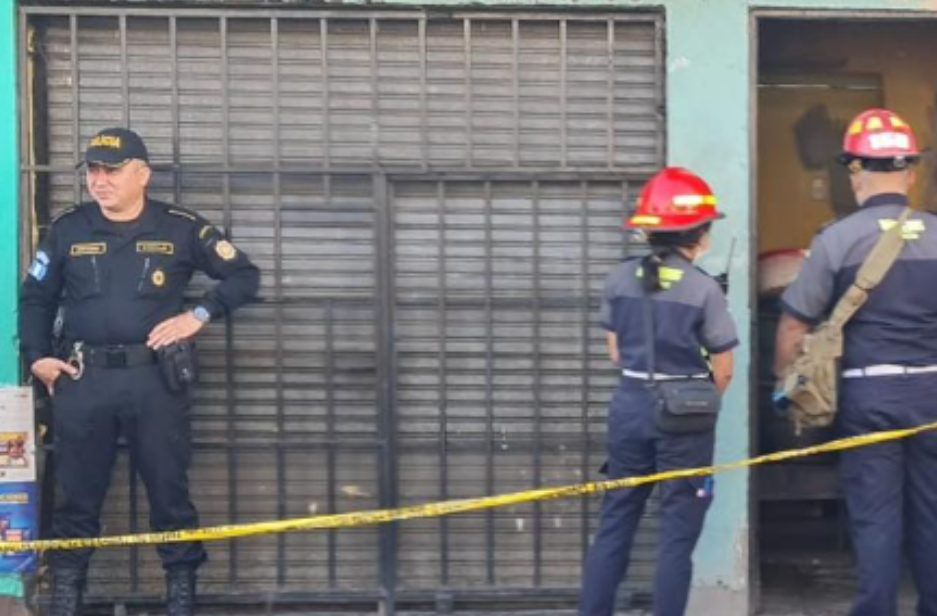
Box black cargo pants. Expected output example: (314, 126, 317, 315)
(48, 360, 206, 574)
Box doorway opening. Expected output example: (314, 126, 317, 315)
(755, 16, 937, 613)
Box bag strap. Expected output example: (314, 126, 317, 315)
(828, 207, 912, 329)
(641, 273, 658, 388)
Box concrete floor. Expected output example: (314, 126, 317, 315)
(756, 568, 921, 616)
(754, 528, 926, 616)
(757, 586, 918, 616)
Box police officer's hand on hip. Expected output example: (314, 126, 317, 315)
(147, 309, 209, 350)
(19, 127, 260, 616)
(29, 357, 78, 396)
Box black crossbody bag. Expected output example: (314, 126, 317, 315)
(642, 288, 721, 434)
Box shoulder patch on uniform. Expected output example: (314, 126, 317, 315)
(27, 251, 50, 281)
(878, 217, 925, 240)
(167, 208, 198, 222)
(657, 266, 685, 288)
(215, 240, 238, 261)
(636, 265, 685, 289)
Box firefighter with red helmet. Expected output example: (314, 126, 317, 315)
(776, 108, 937, 616)
(837, 107, 920, 172)
(579, 167, 737, 616)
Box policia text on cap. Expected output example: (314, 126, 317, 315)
(19, 127, 260, 616)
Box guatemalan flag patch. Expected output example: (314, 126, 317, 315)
(28, 251, 50, 281)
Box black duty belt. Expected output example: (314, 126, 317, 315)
(81, 344, 158, 369)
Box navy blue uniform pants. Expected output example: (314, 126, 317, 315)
(839, 375, 937, 616)
(580, 380, 715, 616)
(49, 363, 206, 574)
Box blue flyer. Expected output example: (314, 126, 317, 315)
(0, 482, 37, 573)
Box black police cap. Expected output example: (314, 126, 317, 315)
(84, 127, 149, 167)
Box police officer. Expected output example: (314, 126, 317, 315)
(580, 168, 737, 616)
(775, 108, 937, 616)
(19, 128, 260, 616)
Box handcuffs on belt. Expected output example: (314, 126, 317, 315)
(63, 340, 197, 392)
(66, 341, 85, 381)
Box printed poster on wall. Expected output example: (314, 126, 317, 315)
(0, 388, 35, 484)
(0, 388, 38, 573)
(0, 482, 38, 573)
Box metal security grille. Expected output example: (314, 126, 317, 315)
(20, 5, 664, 612)
(391, 178, 660, 599)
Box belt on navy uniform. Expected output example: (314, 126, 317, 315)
(81, 343, 158, 369)
(621, 369, 709, 381)
(842, 364, 937, 378)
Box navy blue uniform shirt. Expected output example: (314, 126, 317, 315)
(600, 253, 738, 375)
(20, 199, 260, 366)
(781, 193, 937, 370)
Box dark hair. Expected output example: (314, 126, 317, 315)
(641, 223, 711, 293)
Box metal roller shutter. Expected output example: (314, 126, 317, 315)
(392, 178, 659, 597)
(22, 5, 664, 611)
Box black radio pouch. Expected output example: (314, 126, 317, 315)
(653, 379, 720, 434)
(158, 341, 199, 393)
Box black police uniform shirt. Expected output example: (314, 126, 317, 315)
(20, 199, 260, 366)
(781, 193, 937, 371)
(600, 253, 738, 376)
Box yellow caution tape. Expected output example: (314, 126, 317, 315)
(4, 419, 937, 554)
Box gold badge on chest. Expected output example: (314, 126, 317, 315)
(152, 269, 166, 287)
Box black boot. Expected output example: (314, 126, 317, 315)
(49, 569, 84, 616)
(166, 569, 197, 616)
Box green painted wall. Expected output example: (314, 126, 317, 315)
(0, 0, 24, 601)
(1, 2, 16, 388)
(665, 2, 752, 600)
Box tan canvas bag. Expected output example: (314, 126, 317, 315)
(779, 207, 912, 434)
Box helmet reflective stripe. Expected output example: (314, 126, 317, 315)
(868, 132, 910, 151)
(630, 215, 662, 226)
(672, 194, 717, 207)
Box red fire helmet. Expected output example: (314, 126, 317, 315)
(841, 108, 919, 162)
(626, 167, 724, 232)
